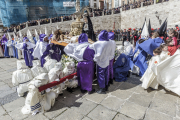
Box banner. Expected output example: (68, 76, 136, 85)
(63, 2, 75, 7)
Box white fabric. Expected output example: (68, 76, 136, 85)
(31, 65, 47, 78)
(16, 41, 23, 59)
(44, 56, 57, 72)
(30, 73, 49, 88)
(109, 40, 116, 59)
(33, 60, 41, 67)
(63, 62, 75, 77)
(39, 41, 48, 57)
(7, 40, 14, 56)
(141, 22, 149, 39)
(0, 45, 3, 57)
(27, 29, 35, 44)
(67, 79, 78, 88)
(141, 51, 170, 89)
(89, 40, 113, 68)
(40, 91, 56, 111)
(140, 55, 161, 89)
(32, 41, 41, 59)
(15, 42, 36, 50)
(12, 69, 33, 96)
(48, 62, 63, 82)
(17, 60, 29, 70)
(21, 85, 40, 114)
(156, 50, 180, 96)
(64, 42, 90, 62)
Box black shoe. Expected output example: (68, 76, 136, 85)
(96, 88, 106, 94)
(81, 89, 87, 93)
(109, 79, 114, 84)
(127, 71, 131, 77)
(105, 85, 109, 91)
(67, 87, 73, 93)
(88, 89, 95, 94)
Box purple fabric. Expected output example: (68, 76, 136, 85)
(109, 59, 114, 80)
(77, 46, 95, 91)
(41, 44, 61, 67)
(23, 37, 29, 42)
(23, 43, 33, 66)
(1, 34, 8, 44)
(39, 34, 47, 42)
(97, 65, 109, 88)
(99, 30, 109, 41)
(78, 33, 88, 43)
(48, 34, 53, 40)
(108, 32, 115, 40)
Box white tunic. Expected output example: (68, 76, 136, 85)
(156, 49, 180, 96)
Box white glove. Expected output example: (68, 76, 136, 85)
(49, 50, 54, 53)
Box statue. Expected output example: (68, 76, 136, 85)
(76, 0, 80, 12)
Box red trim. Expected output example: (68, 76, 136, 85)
(38, 72, 77, 92)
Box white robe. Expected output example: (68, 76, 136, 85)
(0, 45, 3, 57)
(140, 51, 170, 89)
(12, 69, 33, 97)
(43, 56, 57, 72)
(32, 41, 48, 59)
(89, 40, 114, 68)
(156, 49, 180, 96)
(7, 40, 14, 56)
(64, 42, 90, 62)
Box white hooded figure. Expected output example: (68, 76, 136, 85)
(12, 60, 33, 97)
(22, 73, 56, 115)
(63, 61, 76, 77)
(48, 62, 63, 82)
(27, 29, 35, 44)
(43, 56, 57, 72)
(7, 33, 14, 57)
(31, 64, 47, 78)
(140, 49, 170, 90)
(32, 34, 48, 60)
(141, 22, 149, 39)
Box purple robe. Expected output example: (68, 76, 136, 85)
(77, 47, 95, 91)
(1, 35, 8, 52)
(23, 43, 33, 67)
(108, 59, 114, 80)
(41, 44, 61, 67)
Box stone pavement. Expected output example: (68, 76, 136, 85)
(0, 58, 180, 120)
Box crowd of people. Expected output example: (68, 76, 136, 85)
(1, 17, 180, 115)
(2, 0, 169, 34)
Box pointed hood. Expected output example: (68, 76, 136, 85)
(108, 32, 115, 40)
(158, 18, 167, 36)
(52, 30, 54, 35)
(8, 32, 12, 41)
(141, 22, 149, 39)
(23, 37, 29, 42)
(98, 30, 109, 41)
(140, 17, 146, 35)
(40, 30, 42, 34)
(39, 34, 47, 42)
(45, 27, 48, 35)
(57, 26, 59, 29)
(148, 19, 151, 36)
(35, 29, 39, 40)
(48, 34, 53, 40)
(78, 33, 88, 43)
(13, 32, 16, 40)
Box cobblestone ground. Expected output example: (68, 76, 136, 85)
(0, 42, 180, 120)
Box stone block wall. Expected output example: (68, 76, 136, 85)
(18, 0, 180, 35)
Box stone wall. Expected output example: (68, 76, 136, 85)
(18, 0, 180, 35)
(120, 0, 180, 29)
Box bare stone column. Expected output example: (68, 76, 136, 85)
(141, 2, 144, 7)
(112, 9, 114, 15)
(50, 18, 52, 24)
(14, 27, 16, 32)
(38, 20, 40, 26)
(130, 5, 132, 9)
(26, 22, 28, 28)
(154, 0, 157, 4)
(120, 8, 122, 12)
(61, 16, 63, 22)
